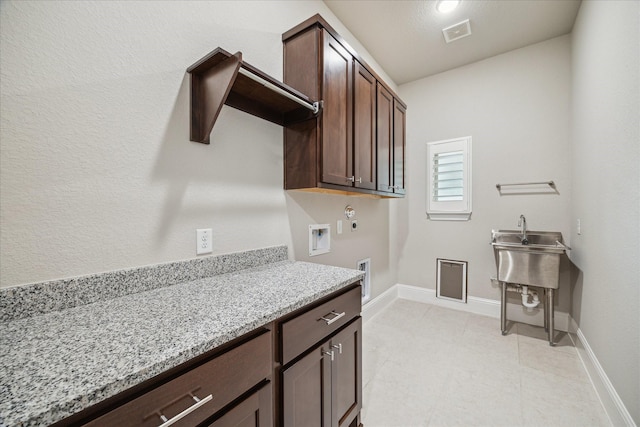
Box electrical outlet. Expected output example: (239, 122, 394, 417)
(197, 228, 212, 255)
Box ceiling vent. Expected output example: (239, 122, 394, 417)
(442, 19, 472, 43)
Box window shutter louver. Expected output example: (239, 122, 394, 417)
(433, 151, 464, 201)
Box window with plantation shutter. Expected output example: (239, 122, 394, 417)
(427, 137, 472, 220)
(433, 151, 464, 201)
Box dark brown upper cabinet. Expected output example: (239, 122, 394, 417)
(283, 15, 406, 198)
(187, 47, 320, 144)
(377, 84, 406, 195)
(376, 83, 393, 193)
(353, 61, 377, 191)
(393, 100, 407, 195)
(321, 33, 354, 187)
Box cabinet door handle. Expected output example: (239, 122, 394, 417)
(157, 393, 213, 427)
(356, 177, 362, 183)
(319, 311, 346, 325)
(347, 176, 355, 183)
(322, 349, 335, 361)
(331, 343, 343, 354)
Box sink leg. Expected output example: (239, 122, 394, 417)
(547, 288, 555, 346)
(501, 281, 508, 335)
(544, 288, 549, 332)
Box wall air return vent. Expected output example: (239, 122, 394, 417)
(442, 19, 472, 43)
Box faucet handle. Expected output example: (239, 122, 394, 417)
(518, 214, 526, 227)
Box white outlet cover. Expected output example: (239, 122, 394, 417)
(196, 228, 212, 255)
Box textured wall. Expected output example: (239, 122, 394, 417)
(396, 36, 572, 319)
(0, 0, 397, 292)
(570, 1, 640, 423)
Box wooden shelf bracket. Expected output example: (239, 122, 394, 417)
(187, 47, 320, 144)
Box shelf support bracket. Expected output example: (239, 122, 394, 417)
(189, 52, 242, 144)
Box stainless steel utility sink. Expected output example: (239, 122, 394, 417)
(491, 230, 568, 289)
(491, 228, 569, 345)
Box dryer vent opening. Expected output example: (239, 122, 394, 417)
(436, 259, 468, 303)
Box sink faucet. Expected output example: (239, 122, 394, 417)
(518, 214, 529, 245)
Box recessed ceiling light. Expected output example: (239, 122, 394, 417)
(436, 0, 460, 14)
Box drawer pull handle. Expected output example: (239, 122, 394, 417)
(157, 394, 213, 427)
(320, 311, 346, 325)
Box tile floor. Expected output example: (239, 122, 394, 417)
(361, 299, 611, 427)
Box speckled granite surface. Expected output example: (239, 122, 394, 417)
(0, 251, 363, 427)
(0, 245, 289, 322)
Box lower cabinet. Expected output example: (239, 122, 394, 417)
(207, 384, 272, 427)
(57, 283, 362, 427)
(282, 317, 362, 427)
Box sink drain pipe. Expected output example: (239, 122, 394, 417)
(506, 284, 540, 309)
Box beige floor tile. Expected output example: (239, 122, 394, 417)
(363, 343, 388, 387)
(453, 327, 520, 371)
(518, 341, 590, 383)
(362, 300, 610, 427)
(362, 375, 433, 427)
(520, 366, 610, 426)
(427, 367, 523, 426)
(464, 312, 503, 336)
(516, 323, 576, 354)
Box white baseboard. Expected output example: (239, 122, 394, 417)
(395, 283, 570, 331)
(362, 284, 634, 427)
(361, 285, 397, 324)
(570, 320, 637, 427)
(396, 283, 500, 317)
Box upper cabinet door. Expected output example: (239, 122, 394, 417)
(376, 83, 393, 193)
(353, 62, 377, 190)
(321, 31, 353, 187)
(393, 100, 406, 195)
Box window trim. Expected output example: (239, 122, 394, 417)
(426, 136, 472, 221)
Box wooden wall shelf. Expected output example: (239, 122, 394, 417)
(187, 47, 320, 144)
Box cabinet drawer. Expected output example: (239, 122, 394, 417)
(281, 285, 360, 365)
(85, 330, 271, 427)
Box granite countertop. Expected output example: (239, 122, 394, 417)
(0, 259, 363, 427)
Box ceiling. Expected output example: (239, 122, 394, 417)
(323, 0, 582, 85)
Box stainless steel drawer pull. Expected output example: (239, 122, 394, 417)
(331, 343, 343, 354)
(319, 310, 346, 325)
(157, 394, 213, 427)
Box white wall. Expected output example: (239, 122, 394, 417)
(0, 0, 397, 291)
(570, 1, 640, 423)
(396, 36, 572, 320)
